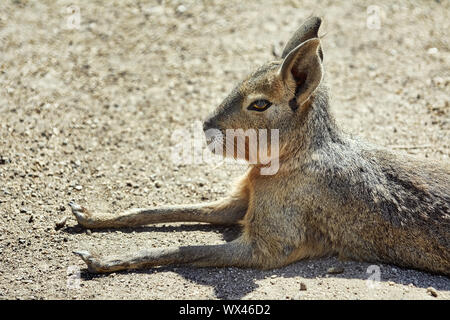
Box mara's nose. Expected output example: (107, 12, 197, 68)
(203, 116, 216, 132)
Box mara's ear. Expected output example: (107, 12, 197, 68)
(281, 16, 323, 60)
(278, 38, 323, 107)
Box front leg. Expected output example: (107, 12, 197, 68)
(73, 237, 262, 273)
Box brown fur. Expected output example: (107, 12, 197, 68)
(71, 17, 449, 275)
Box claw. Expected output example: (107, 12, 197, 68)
(68, 201, 95, 228)
(69, 201, 85, 219)
(73, 250, 91, 261)
(73, 250, 102, 273)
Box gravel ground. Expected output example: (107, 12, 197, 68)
(0, 0, 449, 300)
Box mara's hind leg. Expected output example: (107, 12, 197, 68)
(72, 236, 331, 274)
(69, 196, 247, 229)
(73, 237, 261, 273)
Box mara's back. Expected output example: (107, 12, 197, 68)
(301, 136, 450, 275)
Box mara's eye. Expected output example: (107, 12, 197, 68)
(247, 99, 272, 112)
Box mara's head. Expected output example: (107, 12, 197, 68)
(203, 17, 325, 165)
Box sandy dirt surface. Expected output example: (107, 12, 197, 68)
(0, 0, 449, 300)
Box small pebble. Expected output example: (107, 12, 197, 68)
(426, 287, 438, 297)
(0, 156, 10, 165)
(427, 47, 438, 55)
(176, 5, 187, 14)
(55, 217, 67, 230)
(300, 282, 307, 291)
(74, 185, 83, 191)
(327, 267, 344, 274)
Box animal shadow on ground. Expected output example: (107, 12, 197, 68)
(64, 224, 450, 299)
